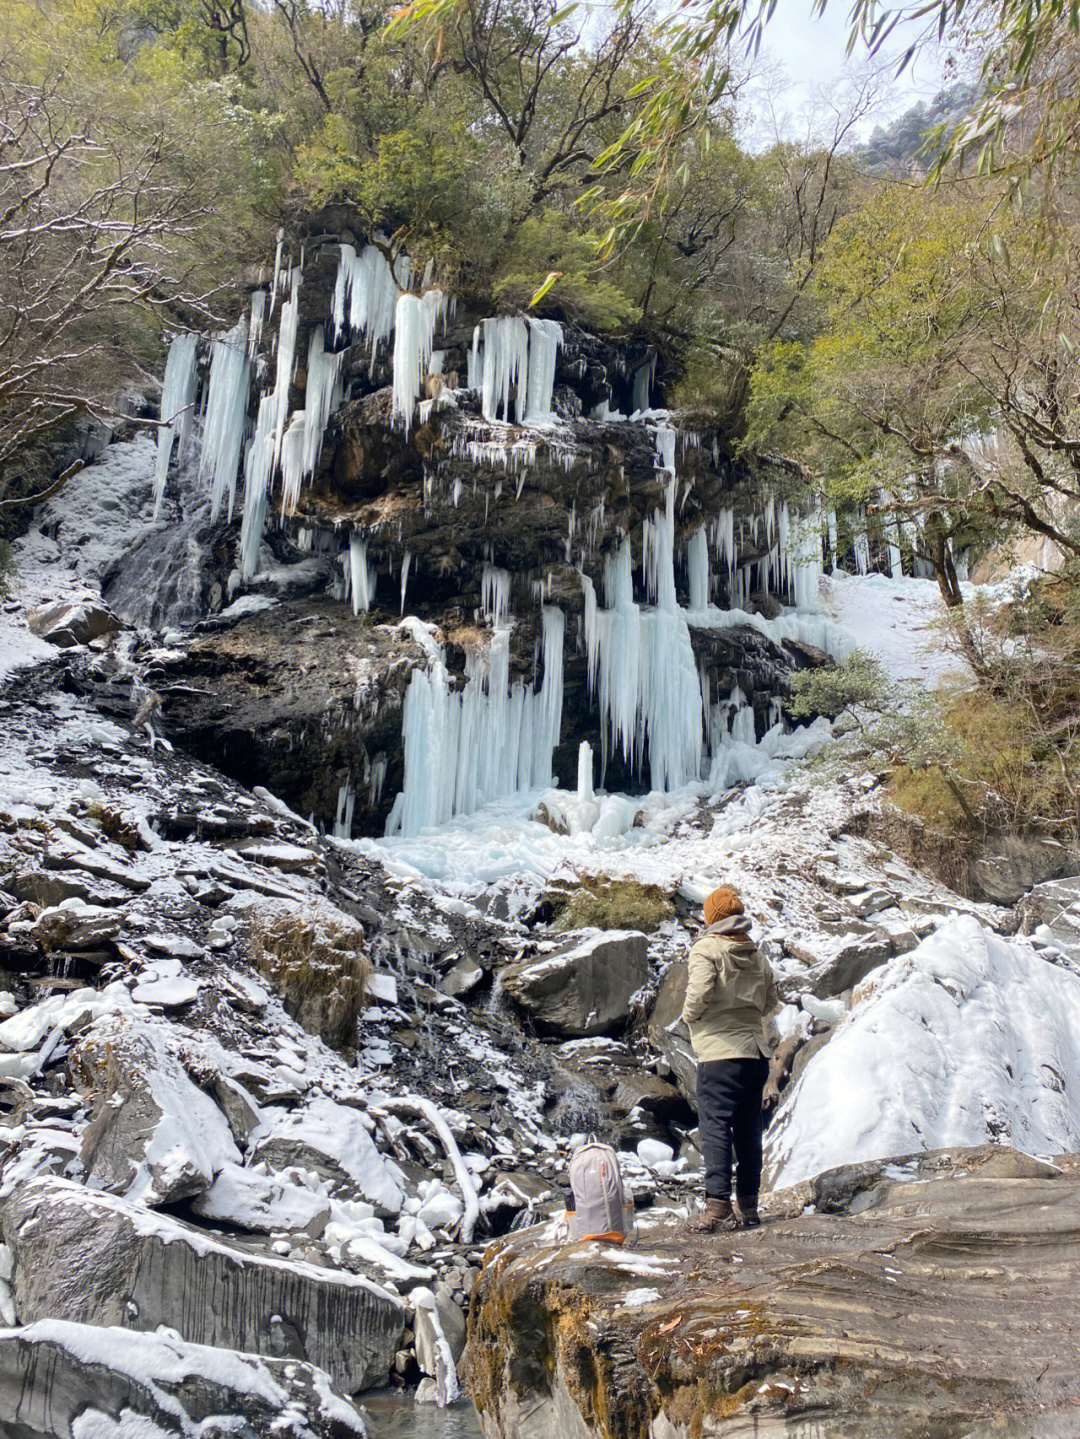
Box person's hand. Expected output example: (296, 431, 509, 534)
(762, 1080, 780, 1112)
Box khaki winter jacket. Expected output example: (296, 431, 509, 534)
(681, 916, 777, 1062)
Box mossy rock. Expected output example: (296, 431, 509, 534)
(548, 876, 675, 934)
(248, 903, 370, 1050)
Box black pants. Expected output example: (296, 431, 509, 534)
(697, 1055, 769, 1201)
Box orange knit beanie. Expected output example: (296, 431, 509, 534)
(703, 886, 744, 926)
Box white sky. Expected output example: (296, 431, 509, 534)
(739, 1, 958, 145)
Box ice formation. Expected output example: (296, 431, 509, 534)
(199, 319, 251, 523)
(388, 606, 565, 836)
(153, 332, 199, 518)
(279, 328, 344, 515)
(238, 270, 301, 578)
(471, 317, 563, 425)
(392, 291, 450, 432)
(345, 535, 376, 615)
(333, 244, 410, 354)
(583, 487, 703, 792)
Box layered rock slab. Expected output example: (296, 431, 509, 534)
(463, 1147, 1080, 1439)
(0, 1319, 366, 1439)
(2, 1177, 406, 1395)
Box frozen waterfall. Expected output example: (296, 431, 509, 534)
(387, 606, 566, 837)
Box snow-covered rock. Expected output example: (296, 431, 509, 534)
(191, 1162, 332, 1237)
(75, 1015, 239, 1205)
(3, 1177, 407, 1394)
(250, 1097, 405, 1213)
(27, 597, 120, 648)
(0, 1318, 366, 1438)
(767, 915, 1080, 1188)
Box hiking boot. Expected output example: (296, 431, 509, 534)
(736, 1195, 761, 1229)
(689, 1197, 737, 1233)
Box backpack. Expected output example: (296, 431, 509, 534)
(567, 1136, 632, 1243)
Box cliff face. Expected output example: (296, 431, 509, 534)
(76, 215, 832, 839)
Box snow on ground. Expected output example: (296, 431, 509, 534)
(766, 914, 1080, 1188)
(820, 572, 968, 684)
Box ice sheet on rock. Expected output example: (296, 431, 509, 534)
(251, 1097, 405, 1213)
(819, 571, 972, 684)
(767, 915, 1080, 1188)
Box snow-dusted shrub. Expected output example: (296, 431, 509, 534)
(248, 902, 371, 1051)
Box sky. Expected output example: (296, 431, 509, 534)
(740, 0, 956, 145)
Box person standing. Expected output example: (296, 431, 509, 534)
(681, 885, 778, 1232)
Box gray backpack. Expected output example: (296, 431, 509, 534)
(568, 1136, 630, 1242)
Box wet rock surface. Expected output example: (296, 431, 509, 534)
(464, 1146, 1080, 1439)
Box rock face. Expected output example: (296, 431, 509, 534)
(2, 1177, 407, 1395)
(463, 1147, 1080, 1439)
(646, 958, 695, 1102)
(0, 1319, 366, 1439)
(502, 930, 650, 1037)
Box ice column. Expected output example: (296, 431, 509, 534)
(392, 290, 449, 432)
(153, 332, 199, 517)
(199, 319, 251, 524)
(687, 527, 709, 610)
(346, 534, 376, 614)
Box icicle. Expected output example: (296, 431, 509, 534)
(237, 270, 301, 578)
(199, 319, 251, 524)
(334, 243, 412, 356)
(481, 566, 511, 626)
(248, 291, 266, 357)
(631, 355, 656, 415)
(523, 319, 563, 424)
(584, 523, 702, 793)
(346, 534, 376, 614)
(654, 423, 677, 480)
(400, 551, 412, 614)
(334, 783, 356, 840)
(153, 332, 199, 518)
(687, 527, 709, 610)
(387, 603, 565, 836)
(391, 290, 449, 433)
(279, 326, 342, 512)
(577, 741, 594, 801)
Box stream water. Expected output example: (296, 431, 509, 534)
(362, 1392, 484, 1439)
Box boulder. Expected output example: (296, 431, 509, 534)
(74, 1015, 240, 1205)
(249, 1096, 405, 1214)
(1021, 875, 1080, 959)
(439, 956, 485, 998)
(27, 598, 120, 648)
(502, 930, 650, 1037)
(191, 1162, 332, 1237)
(0, 1318, 366, 1439)
(2, 1177, 406, 1395)
(967, 833, 1077, 905)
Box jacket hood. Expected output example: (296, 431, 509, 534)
(706, 915, 753, 938)
(702, 914, 757, 964)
